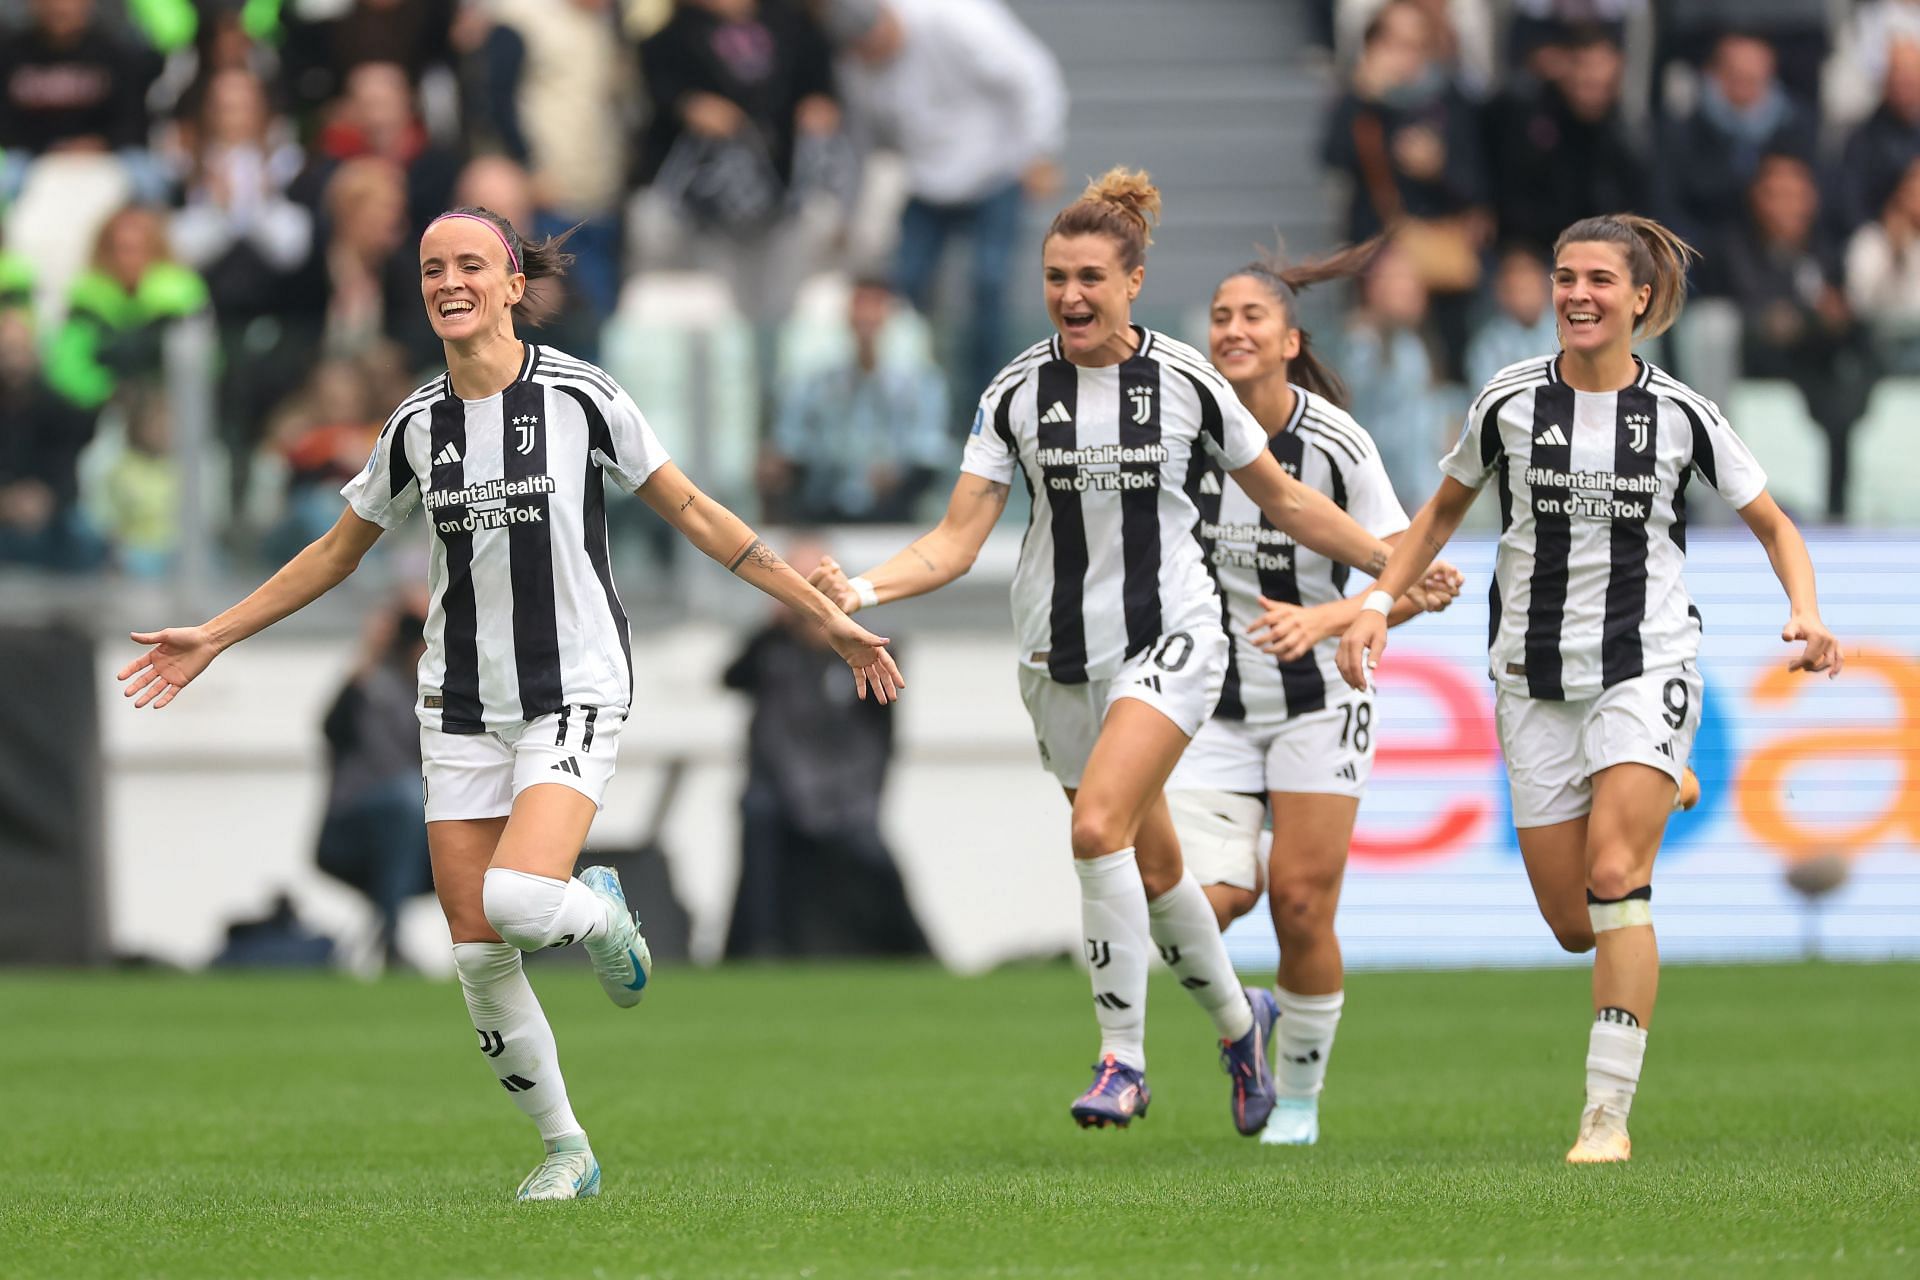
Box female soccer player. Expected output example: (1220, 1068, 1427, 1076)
(1164, 244, 1461, 1147)
(1337, 213, 1843, 1163)
(117, 207, 902, 1200)
(811, 169, 1411, 1135)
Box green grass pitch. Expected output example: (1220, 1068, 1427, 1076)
(3, 961, 1915, 1278)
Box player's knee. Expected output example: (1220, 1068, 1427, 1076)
(1069, 803, 1130, 861)
(1268, 876, 1336, 944)
(481, 866, 568, 951)
(1586, 853, 1646, 905)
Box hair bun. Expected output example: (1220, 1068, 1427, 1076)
(1080, 167, 1162, 240)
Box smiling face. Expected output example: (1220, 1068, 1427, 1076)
(1208, 275, 1299, 390)
(418, 216, 524, 345)
(1043, 233, 1142, 362)
(1552, 240, 1649, 357)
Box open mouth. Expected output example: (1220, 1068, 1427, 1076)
(1563, 310, 1601, 332)
(439, 299, 476, 319)
(1061, 310, 1096, 333)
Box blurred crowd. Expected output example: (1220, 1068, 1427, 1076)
(2, 0, 1916, 581)
(1317, 0, 1920, 518)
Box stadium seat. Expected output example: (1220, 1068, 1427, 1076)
(1725, 380, 1826, 518)
(600, 271, 759, 506)
(1845, 377, 1920, 526)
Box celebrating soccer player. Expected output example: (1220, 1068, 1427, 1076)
(1164, 242, 1462, 1147)
(1337, 213, 1843, 1163)
(116, 206, 901, 1200)
(811, 169, 1425, 1134)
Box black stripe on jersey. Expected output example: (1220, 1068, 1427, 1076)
(984, 340, 1052, 405)
(555, 704, 572, 745)
(381, 380, 444, 436)
(429, 396, 485, 732)
(1263, 430, 1327, 715)
(1479, 387, 1525, 653)
(1298, 409, 1366, 467)
(1185, 442, 1243, 720)
(538, 350, 619, 398)
(1601, 385, 1659, 687)
(503, 380, 562, 719)
(557, 386, 634, 700)
(581, 706, 598, 752)
(1174, 367, 1228, 459)
(1322, 443, 1353, 596)
(1036, 359, 1088, 684)
(1478, 355, 1558, 404)
(537, 368, 619, 403)
(1523, 382, 1576, 700)
(1118, 353, 1163, 660)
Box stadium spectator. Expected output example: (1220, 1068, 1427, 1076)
(1336, 0, 1498, 99)
(301, 61, 460, 237)
(760, 276, 949, 523)
(1505, 0, 1640, 77)
(45, 205, 209, 414)
(95, 378, 181, 578)
(318, 157, 438, 370)
(1707, 153, 1874, 520)
(1322, 0, 1490, 375)
(1466, 244, 1558, 392)
(280, 0, 458, 117)
(314, 592, 436, 971)
(1845, 156, 1920, 372)
(445, 0, 532, 167)
(630, 0, 844, 324)
(260, 354, 384, 564)
(1839, 40, 1920, 235)
(1654, 32, 1818, 246)
(1486, 27, 1645, 255)
(832, 0, 1067, 401)
(0, 0, 164, 200)
(1652, 0, 1829, 109)
(0, 307, 101, 570)
(1335, 240, 1446, 511)
(1848, 0, 1920, 89)
(722, 538, 928, 959)
(491, 0, 634, 318)
(451, 154, 603, 361)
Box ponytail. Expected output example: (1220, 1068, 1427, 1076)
(1552, 213, 1697, 339)
(1046, 167, 1161, 271)
(430, 205, 578, 328)
(1217, 235, 1386, 410)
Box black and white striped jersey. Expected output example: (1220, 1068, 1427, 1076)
(1190, 386, 1408, 722)
(961, 326, 1267, 684)
(1440, 354, 1766, 701)
(340, 343, 669, 733)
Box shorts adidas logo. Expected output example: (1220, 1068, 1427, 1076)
(1335, 762, 1358, 781)
(1533, 424, 1569, 448)
(1040, 400, 1072, 425)
(551, 756, 581, 776)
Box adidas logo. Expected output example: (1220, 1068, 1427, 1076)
(1336, 762, 1358, 782)
(551, 756, 581, 776)
(1534, 424, 1569, 448)
(1136, 674, 1163, 693)
(434, 441, 462, 466)
(1092, 992, 1133, 1011)
(1199, 472, 1223, 495)
(1040, 400, 1072, 425)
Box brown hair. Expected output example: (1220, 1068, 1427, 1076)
(1551, 213, 1697, 339)
(1218, 236, 1385, 409)
(1045, 167, 1161, 271)
(431, 205, 578, 327)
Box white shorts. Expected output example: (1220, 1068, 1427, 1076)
(1164, 789, 1269, 893)
(1167, 697, 1379, 799)
(421, 704, 626, 822)
(1497, 666, 1701, 828)
(1018, 627, 1228, 788)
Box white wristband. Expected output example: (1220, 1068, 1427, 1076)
(848, 575, 880, 610)
(1361, 589, 1393, 618)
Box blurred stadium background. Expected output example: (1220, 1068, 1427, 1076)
(1, 0, 1915, 982)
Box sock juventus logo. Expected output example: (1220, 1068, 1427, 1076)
(499, 1073, 537, 1092)
(512, 413, 539, 455)
(1092, 991, 1132, 1010)
(475, 1029, 506, 1058)
(1597, 1006, 1641, 1028)
(1157, 944, 1181, 966)
(1127, 385, 1153, 424)
(549, 934, 574, 948)
(1085, 939, 1111, 969)
(1285, 1048, 1321, 1064)
(1179, 976, 1210, 990)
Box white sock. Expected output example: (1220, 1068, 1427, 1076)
(1147, 872, 1253, 1042)
(481, 867, 611, 952)
(1074, 847, 1152, 1071)
(452, 941, 583, 1141)
(1273, 986, 1344, 1098)
(1586, 1013, 1649, 1117)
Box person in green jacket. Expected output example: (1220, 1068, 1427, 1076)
(47, 205, 209, 411)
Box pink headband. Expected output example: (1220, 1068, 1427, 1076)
(426, 213, 521, 274)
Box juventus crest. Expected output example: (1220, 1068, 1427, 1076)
(1626, 411, 1652, 453)
(1127, 385, 1153, 425)
(512, 413, 539, 455)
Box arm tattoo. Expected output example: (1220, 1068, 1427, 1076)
(727, 537, 766, 573)
(909, 542, 938, 573)
(1363, 550, 1389, 577)
(678, 493, 696, 514)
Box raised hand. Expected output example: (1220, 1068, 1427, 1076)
(1248, 598, 1322, 662)
(823, 613, 905, 703)
(117, 627, 220, 709)
(809, 555, 861, 614)
(1783, 613, 1843, 678)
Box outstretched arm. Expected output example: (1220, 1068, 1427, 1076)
(1334, 476, 1480, 690)
(1736, 490, 1843, 677)
(1247, 531, 1465, 661)
(639, 462, 905, 702)
(1230, 450, 1393, 577)
(119, 506, 386, 708)
(809, 473, 1009, 613)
